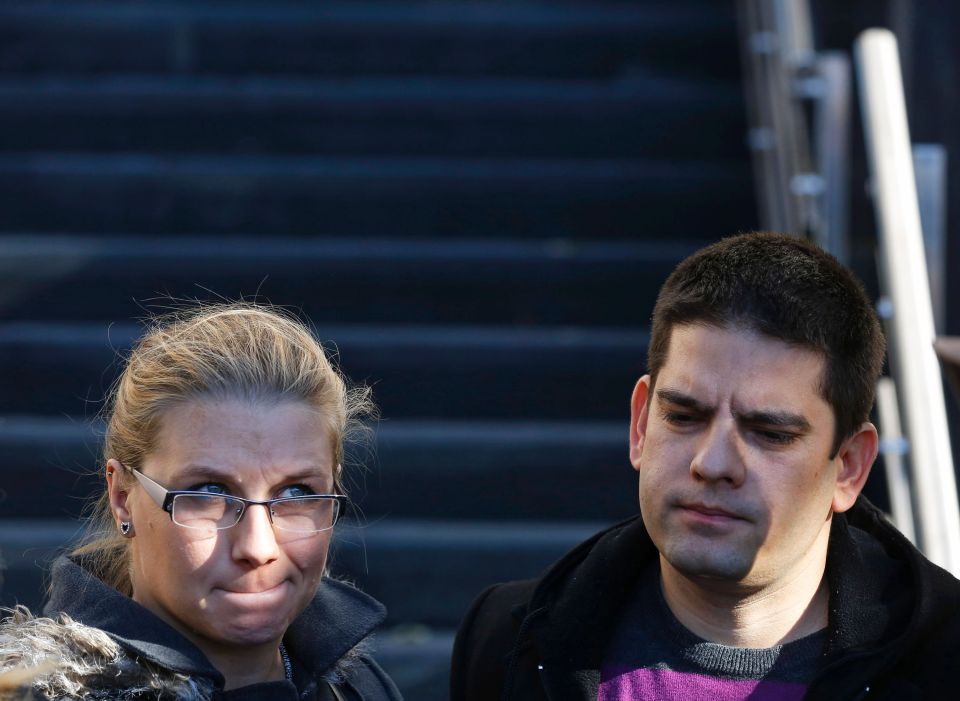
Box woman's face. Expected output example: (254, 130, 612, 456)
(108, 399, 336, 655)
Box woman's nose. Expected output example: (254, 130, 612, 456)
(230, 502, 280, 566)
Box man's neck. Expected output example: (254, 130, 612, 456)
(658, 538, 830, 649)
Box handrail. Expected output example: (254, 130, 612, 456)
(737, 0, 810, 236)
(736, 0, 851, 262)
(855, 28, 960, 575)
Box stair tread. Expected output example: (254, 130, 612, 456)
(0, 1, 729, 30)
(0, 517, 607, 547)
(0, 320, 649, 348)
(0, 232, 702, 262)
(0, 74, 737, 102)
(0, 152, 739, 178)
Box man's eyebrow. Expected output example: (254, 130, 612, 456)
(735, 409, 812, 432)
(655, 388, 713, 413)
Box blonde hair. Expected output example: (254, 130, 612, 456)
(72, 303, 374, 595)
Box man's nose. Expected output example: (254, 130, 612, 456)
(690, 419, 746, 486)
(231, 502, 281, 566)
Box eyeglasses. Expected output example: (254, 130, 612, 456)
(126, 466, 347, 534)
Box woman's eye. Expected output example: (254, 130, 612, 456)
(278, 483, 316, 498)
(188, 482, 229, 495)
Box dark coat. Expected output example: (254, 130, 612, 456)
(14, 554, 403, 701)
(451, 498, 960, 701)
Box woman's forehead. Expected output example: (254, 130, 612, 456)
(146, 399, 335, 477)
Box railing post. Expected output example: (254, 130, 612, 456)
(912, 144, 948, 333)
(875, 376, 916, 544)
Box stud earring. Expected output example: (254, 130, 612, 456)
(119, 521, 132, 537)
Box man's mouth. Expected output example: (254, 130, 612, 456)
(678, 502, 749, 522)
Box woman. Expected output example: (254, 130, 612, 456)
(0, 304, 401, 700)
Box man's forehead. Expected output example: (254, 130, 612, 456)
(655, 323, 830, 406)
(662, 322, 828, 370)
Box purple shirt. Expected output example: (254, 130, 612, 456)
(599, 666, 808, 701)
(598, 564, 824, 701)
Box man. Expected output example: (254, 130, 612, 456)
(451, 232, 960, 700)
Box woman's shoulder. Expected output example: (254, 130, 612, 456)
(288, 579, 402, 700)
(327, 654, 402, 701)
(0, 606, 215, 701)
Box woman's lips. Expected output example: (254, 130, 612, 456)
(216, 580, 290, 602)
(223, 581, 286, 594)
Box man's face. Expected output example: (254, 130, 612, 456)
(630, 324, 874, 589)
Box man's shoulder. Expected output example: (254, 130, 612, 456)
(454, 579, 540, 656)
(450, 578, 540, 701)
(450, 515, 654, 701)
(455, 514, 650, 643)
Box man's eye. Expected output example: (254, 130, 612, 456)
(757, 430, 797, 445)
(663, 411, 698, 425)
(278, 484, 316, 498)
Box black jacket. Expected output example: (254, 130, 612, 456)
(451, 498, 960, 701)
(33, 555, 403, 701)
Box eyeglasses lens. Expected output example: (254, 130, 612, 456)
(272, 497, 340, 532)
(171, 494, 339, 533)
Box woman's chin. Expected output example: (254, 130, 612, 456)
(198, 585, 299, 645)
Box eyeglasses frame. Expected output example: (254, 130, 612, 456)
(124, 464, 348, 533)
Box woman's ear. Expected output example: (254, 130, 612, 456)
(106, 458, 133, 525)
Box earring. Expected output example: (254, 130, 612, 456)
(119, 521, 132, 537)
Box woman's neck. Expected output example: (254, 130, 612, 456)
(204, 640, 287, 690)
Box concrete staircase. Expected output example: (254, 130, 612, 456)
(0, 1, 752, 698)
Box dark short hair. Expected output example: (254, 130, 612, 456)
(648, 232, 885, 456)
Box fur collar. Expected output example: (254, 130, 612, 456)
(1, 606, 215, 700)
(3, 555, 388, 699)
(42, 555, 386, 690)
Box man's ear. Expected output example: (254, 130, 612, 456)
(106, 458, 133, 525)
(629, 376, 652, 473)
(832, 422, 879, 513)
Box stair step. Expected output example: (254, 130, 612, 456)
(0, 416, 637, 521)
(377, 627, 453, 701)
(0, 154, 753, 237)
(0, 518, 603, 627)
(0, 322, 648, 420)
(0, 2, 739, 80)
(0, 76, 744, 160)
(0, 234, 694, 326)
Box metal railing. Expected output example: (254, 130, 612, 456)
(855, 29, 960, 573)
(737, 4, 960, 574)
(736, 0, 851, 262)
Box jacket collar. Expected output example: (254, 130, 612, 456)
(515, 498, 931, 701)
(43, 554, 387, 687)
(520, 515, 655, 700)
(809, 500, 955, 698)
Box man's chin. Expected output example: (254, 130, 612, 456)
(663, 545, 756, 583)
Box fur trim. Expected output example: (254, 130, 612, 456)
(0, 607, 214, 700)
